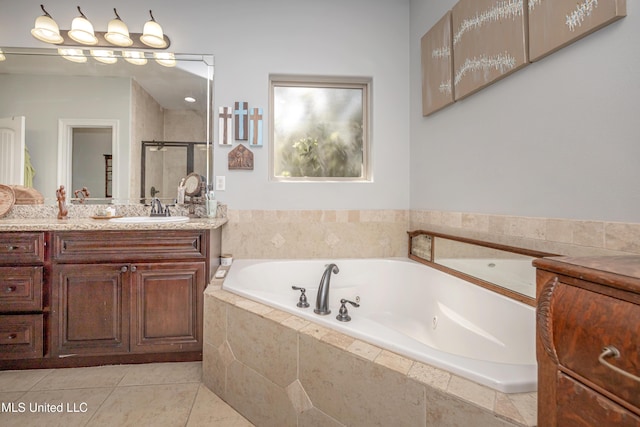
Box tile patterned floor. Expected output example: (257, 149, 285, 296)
(0, 362, 253, 426)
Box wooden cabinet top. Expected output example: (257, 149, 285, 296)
(534, 256, 640, 294)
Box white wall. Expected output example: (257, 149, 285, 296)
(409, 0, 640, 223)
(0, 0, 411, 210)
(0, 73, 130, 198)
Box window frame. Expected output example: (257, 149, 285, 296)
(269, 74, 372, 182)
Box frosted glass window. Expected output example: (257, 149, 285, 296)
(270, 76, 370, 181)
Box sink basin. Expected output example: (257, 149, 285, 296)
(109, 216, 190, 224)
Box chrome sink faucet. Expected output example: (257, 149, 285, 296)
(150, 197, 171, 217)
(314, 263, 339, 315)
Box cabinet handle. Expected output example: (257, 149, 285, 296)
(7, 333, 17, 340)
(6, 245, 19, 251)
(120, 266, 128, 273)
(130, 266, 137, 272)
(599, 346, 640, 383)
(5, 286, 16, 293)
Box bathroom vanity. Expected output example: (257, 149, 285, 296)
(535, 256, 640, 426)
(0, 218, 224, 369)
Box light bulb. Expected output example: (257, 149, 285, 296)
(31, 6, 64, 44)
(140, 10, 167, 48)
(105, 9, 133, 47)
(68, 7, 98, 45)
(123, 50, 148, 66)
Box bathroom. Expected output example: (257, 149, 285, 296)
(0, 0, 639, 426)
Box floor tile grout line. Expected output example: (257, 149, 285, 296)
(82, 385, 118, 427)
(183, 383, 203, 427)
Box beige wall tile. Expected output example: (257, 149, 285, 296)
(226, 361, 297, 427)
(447, 375, 496, 411)
(375, 350, 414, 375)
(605, 222, 640, 253)
(286, 380, 313, 414)
(227, 305, 298, 388)
(299, 335, 426, 426)
(408, 361, 451, 391)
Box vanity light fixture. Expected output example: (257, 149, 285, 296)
(68, 6, 98, 45)
(90, 49, 118, 64)
(31, 5, 64, 44)
(58, 48, 87, 63)
(104, 9, 133, 47)
(184, 96, 197, 103)
(31, 6, 171, 50)
(153, 51, 176, 67)
(122, 50, 147, 66)
(140, 10, 168, 49)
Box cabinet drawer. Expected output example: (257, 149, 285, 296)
(53, 230, 207, 263)
(552, 282, 640, 409)
(0, 314, 44, 359)
(0, 267, 43, 312)
(557, 373, 640, 426)
(0, 232, 45, 265)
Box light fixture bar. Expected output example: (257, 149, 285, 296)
(56, 30, 171, 49)
(30, 6, 171, 50)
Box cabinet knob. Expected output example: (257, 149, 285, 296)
(120, 266, 128, 273)
(5, 286, 16, 293)
(130, 266, 137, 272)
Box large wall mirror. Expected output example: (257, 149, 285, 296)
(0, 47, 214, 204)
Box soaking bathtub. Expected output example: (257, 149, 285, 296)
(222, 257, 537, 393)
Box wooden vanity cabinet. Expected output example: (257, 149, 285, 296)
(534, 256, 640, 427)
(0, 232, 46, 360)
(51, 230, 209, 359)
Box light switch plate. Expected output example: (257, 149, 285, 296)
(215, 176, 226, 191)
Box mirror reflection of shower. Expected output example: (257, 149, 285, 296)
(141, 141, 210, 203)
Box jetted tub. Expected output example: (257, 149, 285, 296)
(222, 258, 537, 393)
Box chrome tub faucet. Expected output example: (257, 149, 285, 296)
(314, 263, 339, 315)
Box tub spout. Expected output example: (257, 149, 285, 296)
(315, 263, 339, 315)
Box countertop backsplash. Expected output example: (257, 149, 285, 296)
(3, 203, 227, 220)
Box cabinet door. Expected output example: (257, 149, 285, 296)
(130, 262, 205, 353)
(51, 264, 129, 356)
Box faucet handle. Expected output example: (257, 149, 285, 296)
(336, 298, 359, 322)
(291, 286, 310, 308)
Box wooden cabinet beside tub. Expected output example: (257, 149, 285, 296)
(0, 227, 221, 369)
(534, 256, 640, 427)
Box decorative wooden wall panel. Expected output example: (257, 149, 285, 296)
(451, 0, 528, 100)
(529, 0, 626, 61)
(421, 12, 454, 116)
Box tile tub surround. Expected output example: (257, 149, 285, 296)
(203, 282, 536, 427)
(221, 209, 640, 261)
(222, 209, 409, 259)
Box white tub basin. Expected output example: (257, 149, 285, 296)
(109, 216, 190, 224)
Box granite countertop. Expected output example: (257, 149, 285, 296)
(0, 216, 227, 232)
